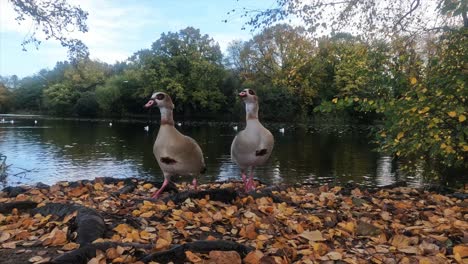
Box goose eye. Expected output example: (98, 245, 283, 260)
(248, 89, 255, 95)
(156, 94, 165, 100)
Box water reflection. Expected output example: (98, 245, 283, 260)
(0, 118, 425, 187)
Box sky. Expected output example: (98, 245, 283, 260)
(0, 0, 276, 78)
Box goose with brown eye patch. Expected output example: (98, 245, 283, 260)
(143, 92, 206, 199)
(231, 88, 274, 192)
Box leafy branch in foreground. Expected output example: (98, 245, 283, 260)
(235, 0, 467, 39)
(9, 0, 89, 61)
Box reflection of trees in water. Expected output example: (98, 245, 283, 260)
(1, 120, 410, 187)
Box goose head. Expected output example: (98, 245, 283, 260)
(144, 92, 174, 110)
(238, 88, 257, 104)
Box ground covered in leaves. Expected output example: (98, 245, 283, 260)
(0, 177, 467, 264)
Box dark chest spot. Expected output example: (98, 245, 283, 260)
(255, 149, 268, 156)
(160, 157, 177, 164)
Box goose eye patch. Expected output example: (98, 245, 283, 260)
(156, 94, 165, 100)
(248, 90, 255, 95)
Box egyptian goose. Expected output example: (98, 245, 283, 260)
(231, 89, 274, 192)
(144, 92, 206, 198)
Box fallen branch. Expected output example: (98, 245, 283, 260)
(51, 242, 153, 264)
(140, 240, 254, 264)
(0, 200, 38, 213)
(32, 203, 106, 245)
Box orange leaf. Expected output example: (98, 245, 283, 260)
(185, 251, 202, 263)
(155, 238, 170, 250)
(243, 250, 264, 264)
(454, 245, 468, 258)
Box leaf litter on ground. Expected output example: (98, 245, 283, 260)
(0, 177, 466, 264)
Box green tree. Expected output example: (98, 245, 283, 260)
(43, 83, 77, 115)
(131, 27, 227, 114)
(0, 83, 12, 112)
(377, 29, 467, 174)
(12, 75, 48, 111)
(233, 24, 318, 119)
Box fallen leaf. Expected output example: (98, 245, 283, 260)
(209, 251, 241, 264)
(155, 238, 170, 250)
(0, 232, 11, 243)
(454, 245, 468, 259)
(244, 250, 264, 264)
(300, 230, 324, 241)
(327, 251, 342, 260)
(62, 242, 79, 251)
(185, 251, 202, 263)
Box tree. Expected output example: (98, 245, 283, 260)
(0, 83, 12, 112)
(376, 28, 467, 174)
(131, 27, 227, 114)
(238, 0, 467, 39)
(232, 24, 317, 119)
(8, 0, 89, 60)
(42, 83, 77, 115)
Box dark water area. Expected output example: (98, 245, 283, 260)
(0, 115, 447, 188)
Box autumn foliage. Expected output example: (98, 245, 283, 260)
(0, 177, 466, 263)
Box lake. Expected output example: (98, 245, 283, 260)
(0, 115, 425, 188)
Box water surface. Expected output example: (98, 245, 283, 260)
(0, 116, 421, 187)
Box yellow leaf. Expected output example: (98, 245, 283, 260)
(114, 224, 132, 235)
(140, 211, 155, 218)
(93, 182, 104, 191)
(410, 77, 417, 85)
(332, 98, 338, 104)
(448, 111, 457, 117)
(418, 107, 430, 114)
(142, 183, 153, 189)
(459, 114, 466, 122)
(397, 132, 404, 140)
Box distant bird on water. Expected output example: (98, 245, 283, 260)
(177, 122, 182, 127)
(144, 92, 205, 198)
(279, 128, 285, 133)
(34, 120, 38, 125)
(10, 120, 14, 124)
(109, 122, 113, 127)
(233, 125, 238, 131)
(144, 125, 149, 132)
(1, 118, 4, 123)
(230, 88, 274, 192)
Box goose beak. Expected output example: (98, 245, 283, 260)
(239, 91, 247, 98)
(144, 99, 155, 108)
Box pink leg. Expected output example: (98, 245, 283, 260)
(241, 169, 247, 184)
(246, 168, 256, 192)
(192, 178, 198, 191)
(151, 178, 170, 199)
